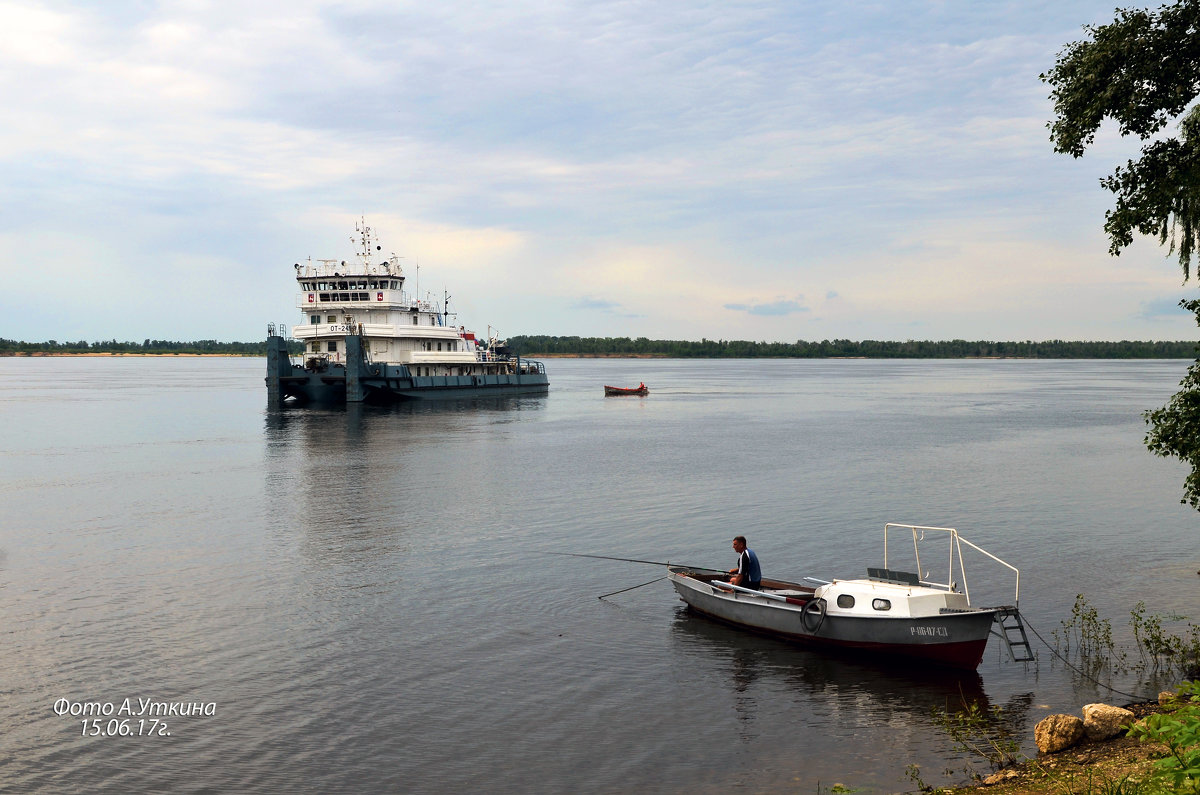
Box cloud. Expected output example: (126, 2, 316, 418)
(724, 299, 810, 317)
(1139, 296, 1195, 320)
(572, 297, 643, 318)
(3, 1, 1197, 342)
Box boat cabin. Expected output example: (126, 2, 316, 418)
(815, 577, 971, 619)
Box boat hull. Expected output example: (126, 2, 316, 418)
(267, 334, 549, 404)
(668, 570, 998, 670)
(604, 386, 648, 396)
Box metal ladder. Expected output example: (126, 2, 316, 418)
(992, 607, 1034, 662)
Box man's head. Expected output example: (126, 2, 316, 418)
(732, 536, 747, 553)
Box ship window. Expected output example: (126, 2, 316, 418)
(327, 341, 338, 353)
(357, 292, 367, 301)
(872, 599, 892, 611)
(338, 281, 348, 289)
(319, 293, 330, 302)
(310, 342, 319, 352)
(437, 342, 442, 351)
(327, 315, 336, 323)
(836, 594, 855, 608)
(412, 317, 418, 325)
(310, 315, 320, 324)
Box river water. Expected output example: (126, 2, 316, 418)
(1, 356, 1197, 793)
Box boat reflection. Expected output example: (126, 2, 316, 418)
(261, 396, 549, 575)
(669, 605, 1035, 743)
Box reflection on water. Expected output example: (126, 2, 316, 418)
(669, 607, 1039, 788)
(672, 607, 991, 720)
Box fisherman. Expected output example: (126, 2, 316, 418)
(729, 536, 762, 591)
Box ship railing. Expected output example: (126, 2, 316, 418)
(471, 352, 545, 373)
(882, 523, 1019, 609)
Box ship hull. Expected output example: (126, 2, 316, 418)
(266, 334, 549, 404)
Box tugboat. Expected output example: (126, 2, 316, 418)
(266, 220, 549, 404)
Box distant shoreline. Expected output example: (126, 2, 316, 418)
(534, 353, 1066, 359)
(4, 352, 1196, 361)
(0, 352, 252, 357)
(5, 337, 1197, 359)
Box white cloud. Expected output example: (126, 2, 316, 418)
(2, 0, 1196, 343)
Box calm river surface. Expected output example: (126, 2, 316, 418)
(2, 356, 1198, 793)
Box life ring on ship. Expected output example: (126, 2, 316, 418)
(801, 597, 827, 634)
(308, 293, 315, 303)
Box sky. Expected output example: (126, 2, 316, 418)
(3, 0, 1199, 344)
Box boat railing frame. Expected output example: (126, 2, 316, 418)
(883, 523, 1019, 609)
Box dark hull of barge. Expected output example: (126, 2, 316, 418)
(266, 334, 549, 405)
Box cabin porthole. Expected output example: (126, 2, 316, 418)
(872, 598, 892, 611)
(836, 594, 855, 608)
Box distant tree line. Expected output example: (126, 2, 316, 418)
(508, 336, 1199, 359)
(0, 338, 305, 355)
(4, 335, 1195, 359)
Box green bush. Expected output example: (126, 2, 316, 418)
(1129, 680, 1200, 793)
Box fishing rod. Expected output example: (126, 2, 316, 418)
(544, 551, 726, 573)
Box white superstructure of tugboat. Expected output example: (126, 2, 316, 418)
(266, 220, 549, 404)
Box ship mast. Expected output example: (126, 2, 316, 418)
(353, 217, 381, 272)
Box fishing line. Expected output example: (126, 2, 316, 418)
(597, 576, 666, 600)
(1019, 612, 1156, 704)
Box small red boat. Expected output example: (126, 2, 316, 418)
(604, 383, 648, 396)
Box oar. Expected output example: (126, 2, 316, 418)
(544, 551, 726, 573)
(710, 580, 812, 606)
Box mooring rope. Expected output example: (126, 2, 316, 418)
(1018, 611, 1157, 704)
